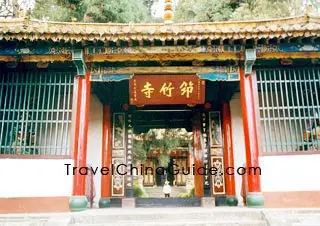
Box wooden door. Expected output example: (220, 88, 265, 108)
(174, 158, 187, 186)
(143, 159, 155, 186)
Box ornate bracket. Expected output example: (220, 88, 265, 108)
(198, 73, 239, 81)
(90, 74, 133, 82)
(244, 49, 256, 74)
(72, 49, 87, 76)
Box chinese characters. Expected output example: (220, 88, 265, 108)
(141, 81, 194, 99)
(179, 81, 193, 98)
(130, 74, 205, 105)
(141, 82, 154, 99)
(160, 82, 174, 97)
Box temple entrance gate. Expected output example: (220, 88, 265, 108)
(92, 71, 240, 206)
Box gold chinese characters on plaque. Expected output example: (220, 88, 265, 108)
(129, 74, 205, 105)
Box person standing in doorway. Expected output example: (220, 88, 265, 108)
(163, 181, 171, 198)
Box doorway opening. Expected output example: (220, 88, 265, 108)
(131, 109, 194, 198)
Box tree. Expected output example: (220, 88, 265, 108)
(1, 0, 34, 18)
(231, 0, 320, 21)
(133, 129, 192, 167)
(32, 0, 149, 23)
(174, 0, 320, 23)
(291, 0, 320, 15)
(311, 0, 320, 13)
(0, 0, 16, 18)
(32, 0, 83, 21)
(82, 0, 149, 23)
(231, 0, 292, 21)
(174, 0, 239, 22)
(143, 0, 158, 16)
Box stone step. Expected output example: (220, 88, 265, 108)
(0, 220, 268, 226)
(68, 209, 264, 224)
(0, 208, 264, 224)
(144, 187, 187, 198)
(68, 220, 268, 226)
(2, 208, 320, 226)
(0, 217, 49, 223)
(263, 213, 320, 226)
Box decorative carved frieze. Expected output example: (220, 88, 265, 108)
(208, 111, 226, 196)
(111, 113, 126, 197)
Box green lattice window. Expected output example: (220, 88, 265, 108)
(0, 71, 74, 155)
(257, 67, 320, 153)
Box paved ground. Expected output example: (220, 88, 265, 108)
(1, 207, 320, 226)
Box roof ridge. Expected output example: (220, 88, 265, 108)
(0, 13, 319, 42)
(1, 13, 319, 26)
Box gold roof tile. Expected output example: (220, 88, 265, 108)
(0, 14, 319, 42)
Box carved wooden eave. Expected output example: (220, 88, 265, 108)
(0, 14, 319, 43)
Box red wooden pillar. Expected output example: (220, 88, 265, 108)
(69, 72, 91, 211)
(99, 105, 112, 208)
(239, 68, 264, 207)
(193, 113, 204, 197)
(222, 102, 238, 206)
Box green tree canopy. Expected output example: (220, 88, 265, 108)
(231, 0, 292, 21)
(174, 0, 238, 22)
(133, 129, 192, 167)
(32, 0, 150, 23)
(83, 0, 148, 23)
(6, 0, 320, 22)
(174, 0, 320, 23)
(32, 0, 82, 21)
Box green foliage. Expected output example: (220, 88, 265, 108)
(133, 179, 148, 197)
(178, 187, 194, 198)
(133, 129, 192, 166)
(143, 0, 157, 16)
(31, 0, 320, 23)
(231, 0, 291, 21)
(32, 0, 80, 21)
(32, 0, 149, 23)
(174, 0, 320, 23)
(82, 0, 148, 23)
(133, 138, 147, 164)
(174, 0, 237, 22)
(158, 154, 170, 168)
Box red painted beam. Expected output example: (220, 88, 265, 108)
(72, 72, 91, 196)
(239, 68, 261, 193)
(101, 105, 112, 198)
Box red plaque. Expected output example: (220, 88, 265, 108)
(129, 74, 205, 105)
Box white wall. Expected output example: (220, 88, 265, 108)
(230, 92, 320, 200)
(0, 94, 103, 201)
(0, 159, 73, 197)
(230, 92, 246, 204)
(260, 154, 320, 192)
(86, 94, 103, 207)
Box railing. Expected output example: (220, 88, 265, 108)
(0, 71, 74, 155)
(257, 67, 320, 153)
